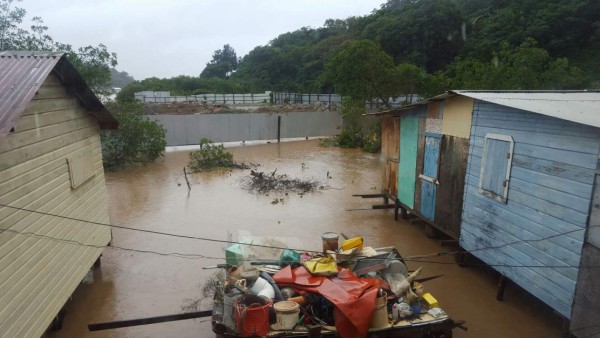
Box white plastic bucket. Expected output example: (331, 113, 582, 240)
(273, 301, 300, 330)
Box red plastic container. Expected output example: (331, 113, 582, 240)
(233, 295, 272, 337)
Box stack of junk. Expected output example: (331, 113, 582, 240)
(211, 233, 462, 338)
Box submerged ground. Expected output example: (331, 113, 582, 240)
(48, 140, 563, 338)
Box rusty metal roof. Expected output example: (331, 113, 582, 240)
(369, 90, 600, 128)
(0, 51, 117, 141)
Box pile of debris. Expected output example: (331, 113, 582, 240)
(210, 234, 458, 338)
(241, 170, 320, 194)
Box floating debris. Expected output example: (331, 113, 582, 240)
(241, 170, 320, 194)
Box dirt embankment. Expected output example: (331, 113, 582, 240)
(143, 102, 338, 115)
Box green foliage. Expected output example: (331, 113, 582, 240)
(116, 75, 257, 102)
(322, 40, 398, 105)
(187, 139, 235, 172)
(323, 97, 381, 153)
(111, 68, 135, 88)
(101, 102, 166, 169)
(0, 0, 117, 96)
(200, 44, 239, 79)
(446, 39, 587, 89)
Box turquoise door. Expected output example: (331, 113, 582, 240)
(398, 115, 419, 209)
(420, 133, 442, 221)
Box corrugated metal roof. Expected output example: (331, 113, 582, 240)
(369, 90, 600, 129)
(0, 51, 117, 141)
(454, 90, 600, 128)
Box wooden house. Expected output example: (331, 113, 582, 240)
(0, 51, 117, 337)
(455, 91, 599, 334)
(374, 94, 474, 239)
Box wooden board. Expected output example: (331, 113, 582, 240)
(381, 117, 400, 196)
(413, 117, 426, 212)
(570, 243, 600, 337)
(434, 136, 468, 239)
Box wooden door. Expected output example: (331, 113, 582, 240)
(419, 133, 442, 220)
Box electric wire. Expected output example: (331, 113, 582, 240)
(1, 203, 599, 269)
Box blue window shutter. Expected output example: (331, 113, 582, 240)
(479, 134, 514, 203)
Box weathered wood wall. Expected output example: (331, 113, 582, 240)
(0, 73, 111, 337)
(460, 100, 600, 318)
(570, 243, 600, 337)
(381, 116, 400, 196)
(570, 171, 599, 337)
(434, 135, 469, 238)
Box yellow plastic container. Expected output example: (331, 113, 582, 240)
(422, 293, 439, 308)
(341, 237, 363, 251)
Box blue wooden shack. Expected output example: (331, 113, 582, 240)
(454, 91, 600, 331)
(372, 94, 474, 239)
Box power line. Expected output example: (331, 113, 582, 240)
(2, 203, 599, 269)
(0, 228, 221, 260)
(0, 203, 322, 254)
(2, 227, 599, 269)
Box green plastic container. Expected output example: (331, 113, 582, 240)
(226, 244, 244, 266)
(280, 249, 301, 268)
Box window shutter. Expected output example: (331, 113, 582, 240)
(479, 134, 514, 203)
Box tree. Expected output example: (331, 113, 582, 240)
(322, 40, 399, 106)
(0, 0, 117, 96)
(446, 39, 587, 89)
(200, 44, 239, 79)
(101, 102, 166, 169)
(111, 68, 135, 88)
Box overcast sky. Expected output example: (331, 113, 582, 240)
(19, 0, 383, 80)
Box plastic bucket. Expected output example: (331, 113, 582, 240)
(273, 301, 300, 330)
(369, 291, 389, 329)
(234, 295, 272, 337)
(321, 232, 339, 252)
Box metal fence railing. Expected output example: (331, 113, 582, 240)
(135, 91, 420, 107)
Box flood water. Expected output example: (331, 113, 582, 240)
(48, 140, 563, 338)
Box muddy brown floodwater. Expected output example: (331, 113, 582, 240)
(48, 140, 564, 338)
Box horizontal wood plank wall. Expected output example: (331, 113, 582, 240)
(0, 73, 111, 338)
(381, 117, 400, 196)
(435, 135, 469, 238)
(460, 100, 600, 318)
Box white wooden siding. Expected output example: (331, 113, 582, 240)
(460, 100, 600, 319)
(0, 73, 111, 338)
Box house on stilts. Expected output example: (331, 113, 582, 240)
(0, 51, 117, 337)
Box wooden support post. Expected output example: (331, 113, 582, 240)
(277, 116, 281, 143)
(372, 204, 396, 209)
(400, 207, 408, 219)
(394, 199, 399, 221)
(88, 311, 212, 331)
(496, 275, 508, 301)
(183, 167, 191, 190)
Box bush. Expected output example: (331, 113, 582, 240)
(188, 138, 235, 171)
(101, 102, 166, 170)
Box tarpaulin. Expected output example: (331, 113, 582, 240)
(273, 266, 388, 338)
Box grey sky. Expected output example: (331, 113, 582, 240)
(19, 0, 383, 80)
